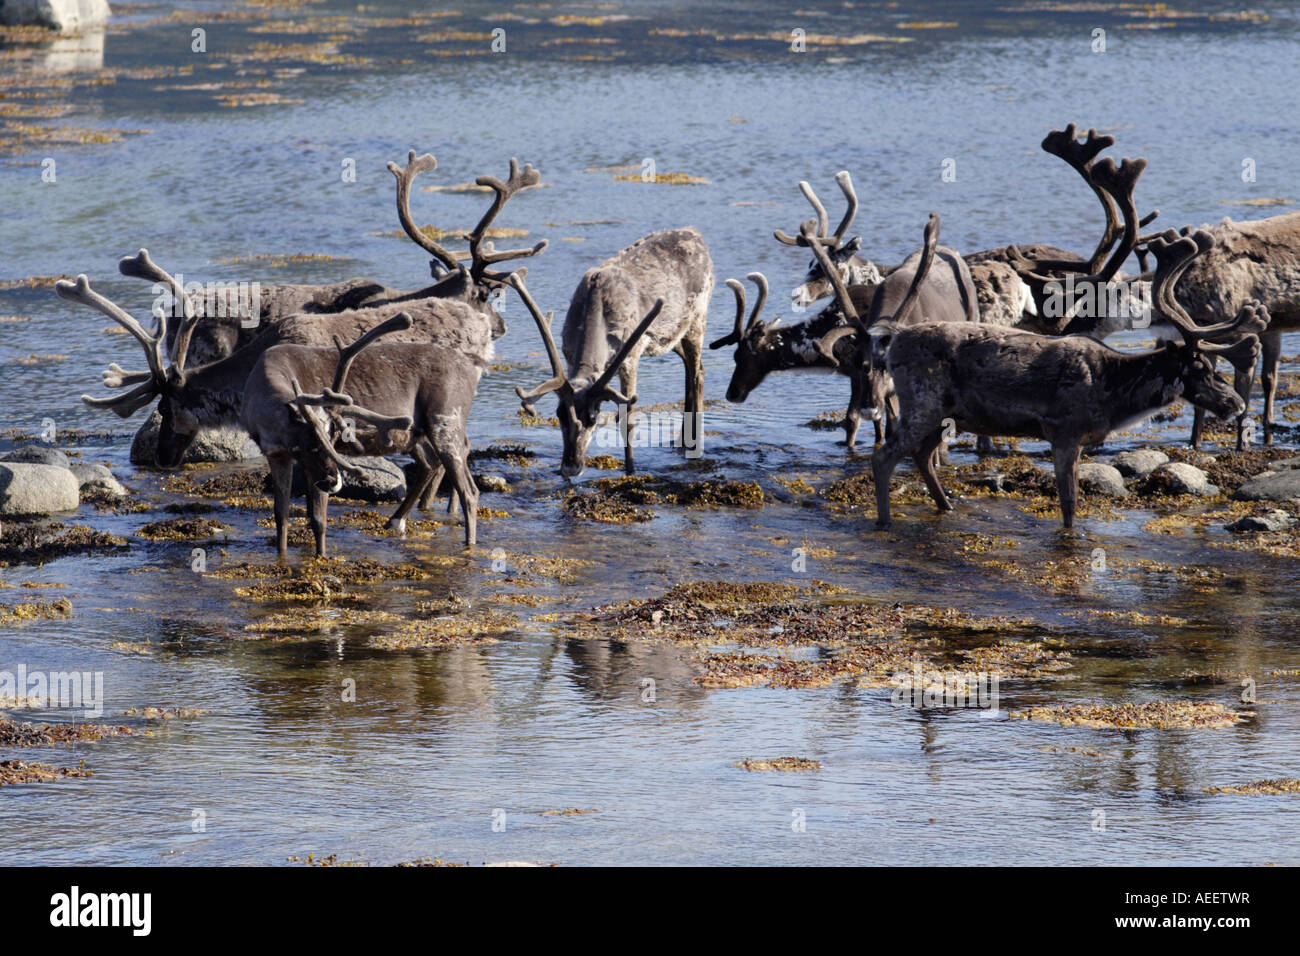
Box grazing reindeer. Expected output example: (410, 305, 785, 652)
(1161, 212, 1300, 449)
(869, 229, 1266, 530)
(241, 313, 483, 558)
(775, 172, 884, 308)
(63, 250, 496, 477)
(512, 228, 712, 477)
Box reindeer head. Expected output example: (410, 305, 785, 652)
(286, 312, 416, 492)
(1149, 229, 1267, 419)
(509, 274, 663, 478)
(709, 273, 780, 402)
(776, 171, 881, 308)
(387, 150, 547, 332)
(56, 249, 211, 468)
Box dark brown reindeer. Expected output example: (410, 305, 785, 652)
(240, 313, 483, 558)
(513, 228, 712, 477)
(869, 229, 1266, 530)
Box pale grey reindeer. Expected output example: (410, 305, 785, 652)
(776, 172, 885, 309)
(513, 228, 713, 477)
(869, 229, 1266, 530)
(240, 312, 483, 558)
(1157, 211, 1300, 449)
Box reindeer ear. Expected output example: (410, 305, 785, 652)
(845, 236, 862, 252)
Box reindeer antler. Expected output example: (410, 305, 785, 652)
(587, 298, 664, 406)
(466, 157, 548, 285)
(387, 150, 469, 272)
(1149, 230, 1268, 355)
(509, 273, 570, 415)
(774, 174, 857, 250)
(56, 272, 170, 417)
(710, 273, 770, 350)
(117, 248, 203, 375)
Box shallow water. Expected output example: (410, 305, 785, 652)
(3, 0, 1300, 866)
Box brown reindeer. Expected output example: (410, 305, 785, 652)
(513, 228, 712, 477)
(240, 313, 483, 558)
(869, 229, 1266, 530)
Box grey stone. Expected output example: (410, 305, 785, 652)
(69, 462, 127, 498)
(0, 0, 111, 32)
(130, 410, 262, 465)
(475, 474, 509, 493)
(1077, 462, 1127, 497)
(292, 457, 406, 503)
(1225, 510, 1297, 533)
(1146, 462, 1218, 498)
(1233, 463, 1300, 502)
(0, 462, 80, 515)
(1, 445, 69, 469)
(1111, 448, 1168, 479)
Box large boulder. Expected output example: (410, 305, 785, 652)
(292, 457, 406, 503)
(0, 463, 80, 516)
(0, 445, 69, 469)
(0, 0, 111, 32)
(1233, 458, 1300, 503)
(1225, 510, 1297, 533)
(1077, 462, 1126, 497)
(1140, 462, 1219, 498)
(130, 410, 262, 466)
(1112, 448, 1168, 479)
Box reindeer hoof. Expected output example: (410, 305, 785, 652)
(385, 517, 407, 536)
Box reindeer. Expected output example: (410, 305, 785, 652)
(512, 228, 713, 478)
(868, 229, 1266, 530)
(240, 312, 483, 558)
(60, 250, 495, 479)
(1162, 211, 1300, 449)
(776, 171, 885, 309)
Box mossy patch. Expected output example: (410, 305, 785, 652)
(734, 757, 821, 772)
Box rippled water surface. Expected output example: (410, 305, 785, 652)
(3, 0, 1300, 866)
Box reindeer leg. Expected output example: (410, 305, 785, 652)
(269, 454, 294, 561)
(1051, 443, 1081, 530)
(434, 421, 477, 547)
(843, 371, 863, 449)
(1260, 329, 1281, 446)
(1190, 406, 1206, 450)
(387, 445, 434, 535)
(621, 366, 638, 476)
(304, 466, 331, 558)
(677, 334, 704, 458)
(914, 427, 953, 513)
(871, 427, 919, 529)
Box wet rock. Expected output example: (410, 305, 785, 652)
(1112, 448, 1168, 479)
(1077, 463, 1126, 497)
(1225, 510, 1297, 533)
(1233, 458, 1300, 502)
(0, 463, 80, 516)
(291, 457, 405, 503)
(68, 462, 126, 498)
(130, 410, 262, 465)
(967, 473, 1005, 493)
(475, 474, 509, 493)
(0, 445, 69, 469)
(0, 0, 111, 33)
(1141, 462, 1218, 498)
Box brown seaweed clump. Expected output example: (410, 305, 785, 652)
(1204, 778, 1300, 796)
(0, 597, 71, 624)
(368, 609, 518, 650)
(0, 759, 93, 787)
(0, 716, 134, 747)
(734, 757, 822, 772)
(1010, 701, 1246, 730)
(561, 473, 765, 523)
(0, 522, 128, 566)
(136, 517, 232, 540)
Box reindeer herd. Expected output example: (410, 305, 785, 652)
(54, 125, 1300, 557)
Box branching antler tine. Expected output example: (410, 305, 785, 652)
(334, 404, 415, 445)
(709, 278, 746, 350)
(119, 249, 199, 371)
(800, 220, 863, 329)
(831, 170, 858, 242)
(467, 158, 545, 279)
(745, 272, 769, 331)
(590, 299, 664, 398)
(387, 149, 463, 269)
(329, 311, 413, 394)
(81, 380, 161, 418)
(798, 181, 830, 240)
(57, 275, 165, 379)
(1089, 156, 1145, 281)
(773, 227, 801, 246)
(1041, 124, 1115, 170)
(476, 239, 549, 265)
(1149, 232, 1206, 340)
(1039, 125, 1123, 273)
(507, 273, 566, 381)
(102, 363, 154, 389)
